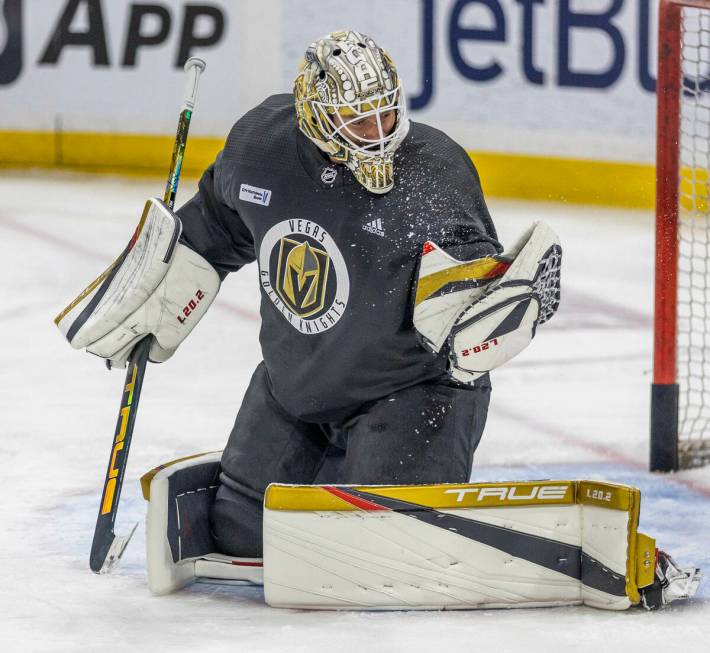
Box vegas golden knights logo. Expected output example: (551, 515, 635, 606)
(276, 239, 330, 317)
(259, 219, 350, 335)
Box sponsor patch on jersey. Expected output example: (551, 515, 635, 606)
(362, 218, 385, 237)
(258, 220, 350, 334)
(239, 183, 272, 206)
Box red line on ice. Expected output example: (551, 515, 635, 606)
(0, 214, 107, 262)
(0, 215, 260, 322)
(213, 299, 260, 322)
(508, 352, 648, 369)
(495, 405, 710, 498)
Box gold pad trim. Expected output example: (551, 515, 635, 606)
(265, 480, 577, 511)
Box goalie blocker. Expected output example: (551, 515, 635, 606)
(54, 198, 220, 368)
(141, 453, 700, 610)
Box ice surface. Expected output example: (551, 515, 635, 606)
(0, 171, 708, 653)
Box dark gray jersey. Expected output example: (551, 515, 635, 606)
(177, 94, 501, 422)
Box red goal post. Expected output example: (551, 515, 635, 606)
(652, 0, 710, 471)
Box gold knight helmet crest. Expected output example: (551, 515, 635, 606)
(276, 238, 330, 317)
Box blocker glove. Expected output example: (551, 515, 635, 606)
(54, 198, 220, 368)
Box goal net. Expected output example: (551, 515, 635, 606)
(653, 0, 710, 470)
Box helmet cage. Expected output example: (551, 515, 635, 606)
(309, 84, 408, 159)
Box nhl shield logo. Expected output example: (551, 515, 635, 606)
(259, 220, 350, 334)
(321, 166, 338, 185)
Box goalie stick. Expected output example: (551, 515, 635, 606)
(89, 57, 207, 574)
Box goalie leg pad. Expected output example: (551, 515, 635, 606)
(141, 463, 700, 609)
(141, 452, 263, 595)
(262, 480, 667, 611)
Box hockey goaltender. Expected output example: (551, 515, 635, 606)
(56, 30, 699, 611)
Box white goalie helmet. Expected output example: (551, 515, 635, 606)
(294, 30, 410, 194)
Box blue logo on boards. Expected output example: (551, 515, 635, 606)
(0, 0, 22, 85)
(407, 0, 710, 111)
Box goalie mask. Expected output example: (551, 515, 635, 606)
(294, 30, 410, 195)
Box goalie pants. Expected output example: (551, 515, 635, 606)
(210, 362, 491, 557)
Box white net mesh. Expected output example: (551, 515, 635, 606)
(677, 6, 710, 467)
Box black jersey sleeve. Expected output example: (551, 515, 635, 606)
(406, 122, 502, 263)
(436, 148, 501, 262)
(176, 150, 256, 280)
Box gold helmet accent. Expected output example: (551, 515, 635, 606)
(294, 30, 410, 194)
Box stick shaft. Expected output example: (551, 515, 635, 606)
(90, 338, 150, 572)
(163, 108, 192, 210)
(164, 57, 205, 209)
(89, 58, 206, 573)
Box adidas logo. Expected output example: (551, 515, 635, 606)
(362, 218, 385, 237)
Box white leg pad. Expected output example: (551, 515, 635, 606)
(142, 452, 263, 595)
(263, 481, 656, 611)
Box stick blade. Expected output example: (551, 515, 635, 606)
(90, 522, 139, 574)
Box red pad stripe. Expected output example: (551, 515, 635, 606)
(487, 261, 511, 278)
(230, 560, 264, 567)
(323, 486, 388, 511)
(127, 223, 143, 251)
